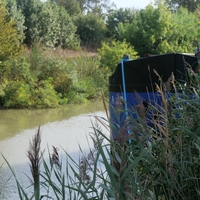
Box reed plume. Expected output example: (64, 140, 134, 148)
(51, 146, 61, 169)
(79, 121, 103, 185)
(27, 126, 42, 200)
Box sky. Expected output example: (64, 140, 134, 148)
(113, 0, 155, 9)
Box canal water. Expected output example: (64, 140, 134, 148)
(0, 100, 109, 199)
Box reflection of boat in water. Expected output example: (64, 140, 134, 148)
(109, 53, 198, 139)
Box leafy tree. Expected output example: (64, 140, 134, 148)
(34, 2, 60, 48)
(165, 0, 200, 12)
(52, 0, 81, 16)
(170, 7, 200, 52)
(75, 13, 107, 48)
(0, 0, 23, 61)
(16, 0, 79, 49)
(121, 4, 174, 56)
(56, 5, 80, 49)
(120, 3, 200, 56)
(53, 0, 115, 16)
(4, 0, 26, 42)
(17, 0, 42, 46)
(106, 8, 137, 38)
(77, 0, 116, 16)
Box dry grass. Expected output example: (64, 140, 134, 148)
(25, 46, 98, 60)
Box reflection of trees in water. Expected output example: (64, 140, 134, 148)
(0, 100, 104, 140)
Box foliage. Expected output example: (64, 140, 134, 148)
(76, 0, 116, 16)
(120, 3, 200, 56)
(66, 55, 108, 103)
(17, 0, 80, 49)
(74, 13, 107, 48)
(106, 8, 137, 39)
(0, 0, 24, 61)
(56, 6, 80, 49)
(53, 0, 116, 17)
(2, 81, 32, 108)
(32, 79, 60, 108)
(0, 55, 61, 108)
(170, 7, 200, 52)
(0, 43, 109, 108)
(4, 0, 26, 42)
(17, 0, 41, 46)
(165, 0, 200, 12)
(98, 40, 139, 73)
(52, 0, 81, 16)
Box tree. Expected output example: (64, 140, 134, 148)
(77, 0, 116, 16)
(17, 0, 43, 46)
(16, 0, 79, 49)
(4, 0, 26, 42)
(53, 0, 115, 16)
(56, 5, 80, 49)
(120, 3, 200, 56)
(75, 13, 107, 48)
(165, 0, 200, 12)
(106, 8, 137, 38)
(0, 0, 23, 61)
(51, 0, 81, 16)
(170, 7, 200, 52)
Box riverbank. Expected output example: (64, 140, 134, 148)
(0, 44, 109, 109)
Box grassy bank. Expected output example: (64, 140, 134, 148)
(0, 45, 108, 109)
(0, 39, 139, 109)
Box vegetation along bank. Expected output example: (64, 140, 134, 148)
(1, 0, 200, 108)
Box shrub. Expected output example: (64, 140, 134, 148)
(1, 81, 32, 108)
(32, 79, 60, 108)
(98, 40, 139, 73)
(65, 55, 109, 102)
(0, 79, 60, 108)
(2, 57, 31, 82)
(0, 42, 109, 108)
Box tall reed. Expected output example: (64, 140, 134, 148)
(27, 126, 42, 200)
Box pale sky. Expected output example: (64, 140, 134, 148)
(113, 0, 155, 9)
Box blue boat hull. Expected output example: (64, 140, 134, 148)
(109, 53, 198, 139)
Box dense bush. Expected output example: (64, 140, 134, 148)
(98, 40, 139, 73)
(74, 13, 107, 48)
(1, 81, 32, 108)
(66, 55, 108, 103)
(0, 56, 61, 108)
(0, 44, 109, 108)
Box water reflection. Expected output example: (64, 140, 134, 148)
(0, 99, 106, 140)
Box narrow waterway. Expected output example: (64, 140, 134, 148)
(0, 100, 109, 199)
